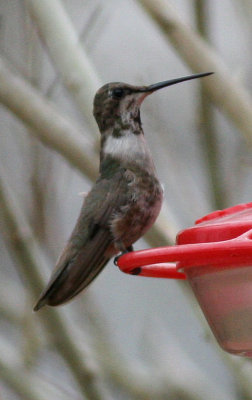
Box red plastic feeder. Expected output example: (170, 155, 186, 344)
(117, 202, 252, 357)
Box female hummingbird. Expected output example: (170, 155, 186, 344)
(34, 72, 213, 310)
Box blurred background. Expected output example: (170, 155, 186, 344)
(0, 0, 252, 399)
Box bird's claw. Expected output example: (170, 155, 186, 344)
(114, 255, 121, 266)
(113, 245, 134, 266)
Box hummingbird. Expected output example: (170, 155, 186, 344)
(33, 71, 213, 311)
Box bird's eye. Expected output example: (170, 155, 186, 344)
(111, 88, 124, 99)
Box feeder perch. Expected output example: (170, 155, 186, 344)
(117, 202, 252, 357)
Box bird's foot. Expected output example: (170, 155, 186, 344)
(114, 245, 134, 266)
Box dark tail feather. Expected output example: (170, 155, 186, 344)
(33, 233, 113, 311)
(62, 256, 110, 304)
(33, 296, 49, 312)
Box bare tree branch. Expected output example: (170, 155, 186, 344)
(0, 358, 46, 400)
(0, 56, 98, 181)
(194, 0, 226, 210)
(26, 0, 101, 134)
(138, 0, 252, 146)
(82, 299, 231, 400)
(0, 351, 79, 400)
(0, 169, 105, 400)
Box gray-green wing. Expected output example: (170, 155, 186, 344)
(33, 169, 130, 310)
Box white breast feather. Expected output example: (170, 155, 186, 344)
(104, 133, 143, 159)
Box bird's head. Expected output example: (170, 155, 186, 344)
(93, 82, 147, 134)
(93, 72, 213, 134)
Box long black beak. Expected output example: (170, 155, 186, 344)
(141, 72, 214, 93)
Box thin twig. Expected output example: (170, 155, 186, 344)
(194, 0, 225, 209)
